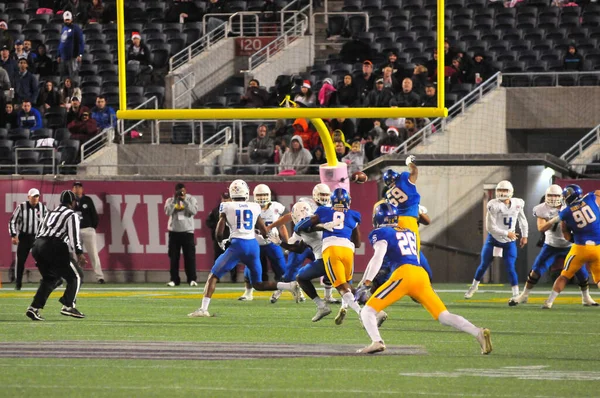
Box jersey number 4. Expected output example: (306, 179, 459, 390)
(235, 209, 253, 230)
(573, 205, 597, 228)
(387, 187, 408, 207)
(396, 231, 417, 256)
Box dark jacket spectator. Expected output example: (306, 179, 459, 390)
(33, 45, 55, 78)
(364, 79, 394, 107)
(240, 79, 270, 108)
(206, 0, 230, 14)
(379, 51, 404, 80)
(425, 49, 437, 79)
(563, 45, 584, 71)
(340, 38, 372, 64)
(17, 101, 43, 131)
(420, 84, 437, 107)
(66, 97, 89, 125)
(38, 81, 62, 111)
(0, 21, 13, 50)
(354, 60, 376, 100)
(398, 118, 419, 141)
(127, 33, 152, 66)
(165, 0, 203, 23)
(411, 65, 429, 97)
(91, 96, 117, 130)
(329, 118, 356, 139)
(293, 80, 315, 107)
(60, 0, 90, 24)
(14, 59, 39, 104)
(444, 40, 457, 66)
(1, 103, 18, 129)
(0, 46, 17, 83)
(0, 66, 10, 90)
(88, 0, 105, 23)
(395, 78, 421, 107)
(58, 18, 85, 61)
(445, 58, 465, 85)
(248, 124, 275, 164)
(309, 145, 327, 175)
(381, 66, 401, 93)
(468, 53, 494, 84)
(336, 74, 359, 106)
(375, 126, 403, 158)
(68, 110, 99, 141)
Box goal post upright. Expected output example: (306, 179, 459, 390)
(116, 0, 127, 113)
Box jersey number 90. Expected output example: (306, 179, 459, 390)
(572, 205, 597, 228)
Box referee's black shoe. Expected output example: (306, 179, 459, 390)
(60, 306, 85, 319)
(26, 307, 45, 321)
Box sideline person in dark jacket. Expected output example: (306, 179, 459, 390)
(563, 45, 584, 71)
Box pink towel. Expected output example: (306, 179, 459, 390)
(318, 83, 337, 106)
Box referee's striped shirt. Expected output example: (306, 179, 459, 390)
(36, 205, 84, 255)
(9, 202, 49, 237)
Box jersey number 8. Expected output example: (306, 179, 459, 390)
(333, 211, 345, 230)
(396, 231, 417, 256)
(573, 205, 597, 228)
(386, 187, 408, 207)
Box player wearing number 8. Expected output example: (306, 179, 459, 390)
(543, 185, 600, 309)
(465, 180, 529, 300)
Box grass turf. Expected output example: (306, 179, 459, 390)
(0, 283, 598, 397)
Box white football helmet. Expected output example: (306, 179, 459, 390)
(495, 180, 514, 200)
(253, 184, 271, 206)
(229, 179, 249, 201)
(545, 184, 563, 207)
(291, 201, 313, 225)
(312, 183, 331, 206)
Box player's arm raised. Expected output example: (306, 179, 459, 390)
(418, 205, 430, 225)
(406, 155, 417, 183)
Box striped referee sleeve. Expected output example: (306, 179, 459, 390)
(8, 204, 23, 237)
(67, 212, 84, 255)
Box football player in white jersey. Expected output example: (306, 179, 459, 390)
(238, 184, 290, 301)
(188, 180, 300, 317)
(465, 180, 529, 300)
(509, 185, 598, 307)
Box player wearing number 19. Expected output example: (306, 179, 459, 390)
(543, 184, 600, 309)
(465, 180, 529, 300)
(357, 202, 492, 355)
(188, 180, 300, 317)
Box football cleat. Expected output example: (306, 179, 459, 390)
(312, 306, 332, 322)
(290, 281, 301, 303)
(326, 297, 341, 304)
(238, 292, 253, 301)
(541, 300, 553, 309)
(60, 306, 85, 318)
(376, 311, 388, 327)
(270, 290, 282, 304)
(464, 285, 478, 299)
(166, 281, 176, 287)
(582, 296, 599, 307)
(188, 308, 210, 317)
(508, 294, 528, 307)
(334, 307, 347, 325)
(357, 341, 386, 354)
(298, 290, 306, 302)
(189, 281, 198, 287)
(26, 307, 44, 321)
(477, 328, 493, 355)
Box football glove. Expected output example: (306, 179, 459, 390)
(218, 238, 230, 251)
(354, 283, 372, 302)
(405, 155, 416, 166)
(294, 217, 313, 233)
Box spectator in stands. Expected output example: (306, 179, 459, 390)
(563, 45, 584, 71)
(425, 49, 437, 79)
(60, 0, 90, 25)
(88, 0, 105, 23)
(336, 74, 359, 106)
(1, 103, 18, 129)
(318, 78, 337, 107)
(368, 120, 386, 145)
(22, 41, 37, 63)
(355, 60, 376, 101)
(398, 118, 418, 140)
(204, 0, 231, 31)
(330, 118, 356, 139)
(309, 145, 326, 175)
(375, 126, 403, 158)
(444, 40, 456, 66)
(59, 78, 80, 108)
(0, 45, 17, 83)
(332, 129, 351, 156)
(362, 131, 378, 162)
(294, 80, 315, 107)
(17, 99, 43, 131)
(66, 96, 88, 125)
(339, 36, 372, 64)
(382, 66, 401, 93)
(15, 59, 39, 104)
(165, 0, 203, 23)
(364, 78, 394, 107)
(278, 135, 312, 175)
(468, 53, 493, 84)
(273, 136, 288, 164)
(445, 57, 465, 85)
(384, 99, 405, 130)
(57, 11, 84, 79)
(38, 81, 61, 113)
(411, 65, 429, 98)
(68, 110, 98, 141)
(421, 84, 437, 107)
(0, 20, 13, 51)
(11, 40, 28, 63)
(0, 65, 10, 91)
(380, 50, 403, 80)
(91, 95, 117, 131)
(240, 79, 270, 108)
(292, 118, 320, 150)
(127, 32, 153, 82)
(342, 139, 365, 174)
(33, 45, 55, 78)
(395, 78, 421, 108)
(248, 124, 275, 170)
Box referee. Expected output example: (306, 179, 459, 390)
(26, 190, 87, 321)
(8, 188, 48, 290)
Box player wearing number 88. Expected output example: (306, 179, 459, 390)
(465, 180, 529, 300)
(542, 185, 600, 309)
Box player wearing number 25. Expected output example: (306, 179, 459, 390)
(543, 184, 600, 309)
(465, 180, 529, 300)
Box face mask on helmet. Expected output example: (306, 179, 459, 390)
(253, 184, 271, 206)
(383, 169, 400, 188)
(312, 183, 331, 206)
(372, 202, 398, 227)
(563, 184, 583, 205)
(291, 202, 313, 224)
(331, 188, 351, 209)
(495, 180, 514, 200)
(545, 184, 563, 207)
(229, 179, 249, 201)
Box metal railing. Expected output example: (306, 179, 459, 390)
(197, 126, 232, 163)
(169, 20, 229, 71)
(502, 71, 600, 87)
(119, 96, 160, 145)
(312, 12, 370, 46)
(172, 71, 196, 110)
(560, 123, 600, 164)
(421, 241, 479, 258)
(389, 72, 503, 155)
(14, 147, 59, 175)
(248, 4, 310, 72)
(202, 12, 260, 36)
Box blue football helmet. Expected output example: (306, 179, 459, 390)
(382, 169, 400, 188)
(563, 184, 583, 205)
(373, 202, 399, 227)
(331, 188, 351, 208)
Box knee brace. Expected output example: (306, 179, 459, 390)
(526, 270, 540, 286)
(578, 277, 589, 290)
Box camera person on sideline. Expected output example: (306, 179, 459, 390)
(164, 183, 199, 287)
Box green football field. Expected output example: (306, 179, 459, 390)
(0, 283, 598, 398)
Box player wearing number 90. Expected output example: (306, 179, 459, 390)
(357, 202, 492, 355)
(465, 180, 529, 300)
(543, 184, 600, 309)
(509, 185, 597, 307)
(188, 180, 300, 318)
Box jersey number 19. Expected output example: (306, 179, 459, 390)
(235, 209, 253, 230)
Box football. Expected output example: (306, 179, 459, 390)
(351, 171, 368, 184)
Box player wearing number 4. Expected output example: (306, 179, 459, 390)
(188, 180, 300, 318)
(542, 184, 600, 309)
(357, 202, 492, 355)
(465, 180, 529, 300)
(295, 188, 362, 324)
(509, 185, 597, 307)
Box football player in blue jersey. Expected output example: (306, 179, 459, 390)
(356, 202, 492, 355)
(543, 184, 600, 309)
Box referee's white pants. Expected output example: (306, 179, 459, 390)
(80, 227, 104, 280)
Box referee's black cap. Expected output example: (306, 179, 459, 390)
(60, 190, 77, 205)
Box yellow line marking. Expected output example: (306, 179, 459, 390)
(457, 297, 584, 304)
